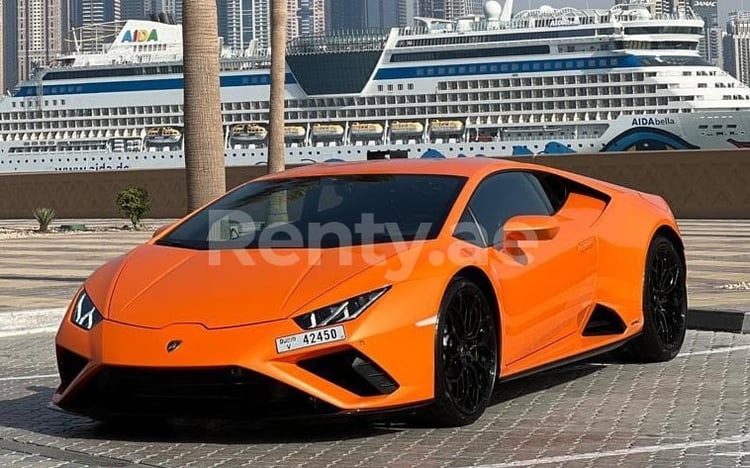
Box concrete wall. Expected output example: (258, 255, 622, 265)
(1, 149, 749, 219)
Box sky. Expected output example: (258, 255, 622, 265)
(520, 0, 742, 24)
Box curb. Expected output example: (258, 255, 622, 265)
(688, 309, 750, 334)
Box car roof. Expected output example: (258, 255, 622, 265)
(260, 157, 535, 180)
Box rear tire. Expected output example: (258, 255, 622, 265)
(619, 235, 687, 362)
(422, 278, 498, 427)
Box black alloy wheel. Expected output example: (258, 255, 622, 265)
(619, 235, 687, 362)
(424, 278, 498, 427)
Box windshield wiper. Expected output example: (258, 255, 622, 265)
(156, 239, 190, 248)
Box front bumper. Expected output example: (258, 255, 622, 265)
(53, 299, 438, 419)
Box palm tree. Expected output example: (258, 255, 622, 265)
(266, 0, 289, 224)
(267, 0, 287, 174)
(182, 0, 226, 212)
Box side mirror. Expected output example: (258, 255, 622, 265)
(502, 215, 559, 250)
(152, 223, 173, 238)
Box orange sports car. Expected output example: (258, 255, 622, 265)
(53, 158, 687, 427)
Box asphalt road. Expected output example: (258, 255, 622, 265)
(1, 330, 750, 467)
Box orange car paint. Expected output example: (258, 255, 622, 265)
(54, 158, 682, 414)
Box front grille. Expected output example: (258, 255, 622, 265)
(56, 346, 88, 392)
(74, 366, 337, 419)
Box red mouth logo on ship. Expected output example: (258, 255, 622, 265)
(728, 138, 750, 149)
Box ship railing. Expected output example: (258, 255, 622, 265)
(287, 30, 389, 55)
(396, 9, 698, 37)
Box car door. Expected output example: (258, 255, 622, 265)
(462, 171, 598, 366)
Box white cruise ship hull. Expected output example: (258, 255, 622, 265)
(2, 3, 750, 174)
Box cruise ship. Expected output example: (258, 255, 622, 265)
(2, 0, 750, 173)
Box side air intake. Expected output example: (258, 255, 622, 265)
(583, 304, 627, 336)
(299, 348, 398, 396)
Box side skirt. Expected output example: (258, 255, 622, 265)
(498, 334, 639, 384)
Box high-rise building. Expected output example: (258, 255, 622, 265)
(288, 0, 325, 40)
(398, 0, 416, 27)
(691, 0, 717, 24)
(0, 0, 4, 94)
(219, 0, 270, 52)
(120, 0, 149, 20)
(218, 0, 324, 52)
(251, 0, 270, 50)
(218, 0, 255, 50)
(18, 0, 62, 81)
(150, 0, 180, 23)
(691, 0, 722, 66)
(725, 11, 750, 86)
(63, 0, 121, 52)
(2, 0, 18, 92)
(633, 0, 689, 15)
(416, 0, 482, 21)
(327, 0, 401, 32)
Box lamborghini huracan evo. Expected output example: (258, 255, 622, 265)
(53, 158, 687, 427)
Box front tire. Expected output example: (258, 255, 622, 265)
(423, 278, 498, 427)
(620, 235, 687, 362)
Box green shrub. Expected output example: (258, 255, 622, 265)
(33, 207, 57, 232)
(116, 186, 151, 230)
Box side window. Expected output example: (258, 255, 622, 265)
(533, 172, 570, 214)
(459, 171, 553, 246)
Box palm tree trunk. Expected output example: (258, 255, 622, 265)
(182, 0, 226, 212)
(267, 0, 287, 174)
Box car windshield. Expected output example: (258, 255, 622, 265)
(158, 174, 467, 250)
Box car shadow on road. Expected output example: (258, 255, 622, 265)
(0, 360, 607, 444)
(490, 360, 608, 406)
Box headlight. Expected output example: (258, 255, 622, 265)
(294, 287, 389, 330)
(70, 290, 103, 330)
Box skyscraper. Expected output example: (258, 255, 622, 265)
(0, 0, 4, 93)
(327, 0, 401, 32)
(150, 0, 180, 23)
(288, 0, 325, 41)
(416, 0, 482, 21)
(637, 0, 689, 15)
(724, 11, 750, 86)
(2, 0, 18, 92)
(18, 0, 62, 81)
(120, 0, 149, 20)
(397, 0, 416, 27)
(251, 0, 270, 50)
(690, 0, 722, 67)
(218, 0, 255, 50)
(219, 0, 270, 52)
(61, 0, 121, 53)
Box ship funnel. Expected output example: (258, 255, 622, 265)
(500, 0, 513, 21)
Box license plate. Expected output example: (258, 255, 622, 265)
(275, 326, 345, 354)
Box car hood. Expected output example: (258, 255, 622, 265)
(92, 243, 417, 329)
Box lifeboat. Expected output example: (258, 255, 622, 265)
(284, 125, 306, 139)
(390, 121, 424, 136)
(350, 122, 384, 138)
(312, 124, 345, 138)
(430, 120, 464, 134)
(144, 127, 182, 145)
(231, 123, 268, 142)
